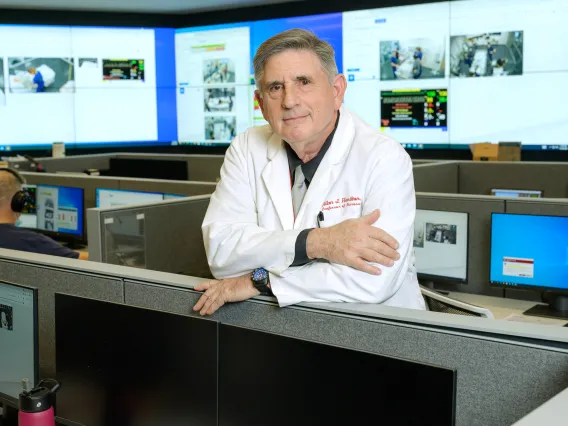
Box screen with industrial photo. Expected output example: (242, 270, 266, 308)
(102, 59, 145, 81)
(7, 57, 75, 93)
(0, 58, 5, 106)
(0, 304, 13, 331)
(380, 38, 446, 81)
(449, 31, 523, 78)
(35, 185, 83, 236)
(15, 184, 38, 230)
(414, 209, 468, 281)
(205, 116, 236, 142)
(203, 58, 235, 84)
(204, 87, 236, 112)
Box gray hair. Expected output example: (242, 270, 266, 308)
(0, 170, 22, 204)
(253, 28, 338, 91)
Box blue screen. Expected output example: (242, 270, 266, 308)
(490, 213, 568, 291)
(36, 185, 84, 236)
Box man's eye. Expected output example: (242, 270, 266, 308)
(270, 85, 282, 92)
(300, 78, 309, 85)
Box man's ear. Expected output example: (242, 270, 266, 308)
(254, 89, 267, 120)
(332, 74, 347, 109)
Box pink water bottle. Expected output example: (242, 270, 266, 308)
(18, 379, 60, 426)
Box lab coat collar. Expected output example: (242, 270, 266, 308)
(261, 105, 355, 230)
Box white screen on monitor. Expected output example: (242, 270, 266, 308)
(0, 282, 36, 400)
(414, 209, 468, 281)
(490, 188, 542, 198)
(97, 189, 163, 208)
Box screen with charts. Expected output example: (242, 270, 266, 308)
(32, 185, 84, 236)
(413, 209, 469, 281)
(0, 281, 37, 401)
(96, 188, 164, 208)
(490, 213, 568, 291)
(490, 188, 542, 198)
(0, 25, 176, 151)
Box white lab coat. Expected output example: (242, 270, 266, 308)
(202, 105, 425, 310)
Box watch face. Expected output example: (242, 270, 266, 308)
(252, 268, 268, 282)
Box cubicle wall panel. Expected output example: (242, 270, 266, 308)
(39, 155, 114, 174)
(117, 178, 217, 197)
(413, 162, 459, 194)
(116, 153, 225, 182)
(459, 163, 568, 198)
(124, 281, 568, 426)
(416, 195, 509, 298)
(0, 259, 123, 378)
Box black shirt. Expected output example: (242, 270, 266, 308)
(0, 224, 80, 259)
(286, 112, 340, 266)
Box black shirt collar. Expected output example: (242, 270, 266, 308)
(285, 111, 340, 187)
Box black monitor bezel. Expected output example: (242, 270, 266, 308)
(489, 212, 568, 294)
(415, 209, 470, 285)
(0, 280, 39, 407)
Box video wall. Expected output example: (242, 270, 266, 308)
(0, 25, 176, 151)
(2, 0, 568, 151)
(175, 0, 568, 150)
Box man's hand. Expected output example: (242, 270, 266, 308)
(192, 273, 260, 316)
(307, 209, 400, 276)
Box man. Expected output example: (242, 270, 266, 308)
(412, 54, 422, 79)
(193, 29, 425, 316)
(390, 50, 400, 79)
(0, 169, 87, 260)
(28, 67, 45, 93)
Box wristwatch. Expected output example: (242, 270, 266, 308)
(251, 268, 273, 296)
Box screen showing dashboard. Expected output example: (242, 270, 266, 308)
(175, 0, 568, 151)
(0, 25, 176, 151)
(2, 0, 567, 151)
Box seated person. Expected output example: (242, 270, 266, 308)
(0, 168, 87, 260)
(193, 29, 425, 315)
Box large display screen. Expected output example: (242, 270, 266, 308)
(175, 0, 568, 151)
(0, 25, 176, 151)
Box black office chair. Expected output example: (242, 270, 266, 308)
(421, 286, 494, 318)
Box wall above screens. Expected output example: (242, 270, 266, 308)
(174, 0, 568, 152)
(0, 25, 177, 151)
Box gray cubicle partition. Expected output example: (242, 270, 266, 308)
(0, 249, 566, 426)
(413, 162, 459, 193)
(458, 161, 568, 198)
(8, 153, 225, 182)
(416, 192, 505, 297)
(87, 195, 212, 278)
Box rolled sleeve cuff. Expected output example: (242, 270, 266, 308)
(291, 228, 314, 267)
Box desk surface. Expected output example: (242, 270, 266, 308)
(449, 292, 568, 327)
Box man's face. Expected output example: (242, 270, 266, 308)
(255, 49, 346, 147)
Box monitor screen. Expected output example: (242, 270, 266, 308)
(163, 193, 187, 200)
(35, 185, 84, 237)
(16, 184, 37, 229)
(490, 213, 568, 292)
(96, 188, 164, 208)
(414, 209, 469, 281)
(0, 281, 38, 402)
(54, 294, 217, 426)
(0, 26, 176, 151)
(107, 158, 188, 181)
(490, 188, 543, 198)
(219, 324, 456, 426)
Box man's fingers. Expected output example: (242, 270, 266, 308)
(361, 209, 381, 226)
(368, 239, 400, 262)
(193, 293, 208, 312)
(194, 280, 215, 292)
(349, 258, 382, 276)
(368, 227, 399, 250)
(206, 298, 225, 316)
(359, 248, 394, 268)
(199, 288, 220, 316)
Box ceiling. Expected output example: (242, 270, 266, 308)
(0, 0, 303, 14)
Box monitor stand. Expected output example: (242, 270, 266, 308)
(421, 280, 450, 296)
(524, 295, 568, 320)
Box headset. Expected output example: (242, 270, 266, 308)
(0, 167, 31, 213)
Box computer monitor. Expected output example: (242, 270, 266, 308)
(107, 158, 188, 181)
(35, 185, 85, 244)
(0, 281, 38, 404)
(491, 188, 543, 198)
(16, 184, 37, 229)
(163, 193, 187, 200)
(490, 213, 568, 319)
(54, 294, 217, 426)
(96, 188, 164, 208)
(219, 324, 456, 426)
(414, 209, 469, 284)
